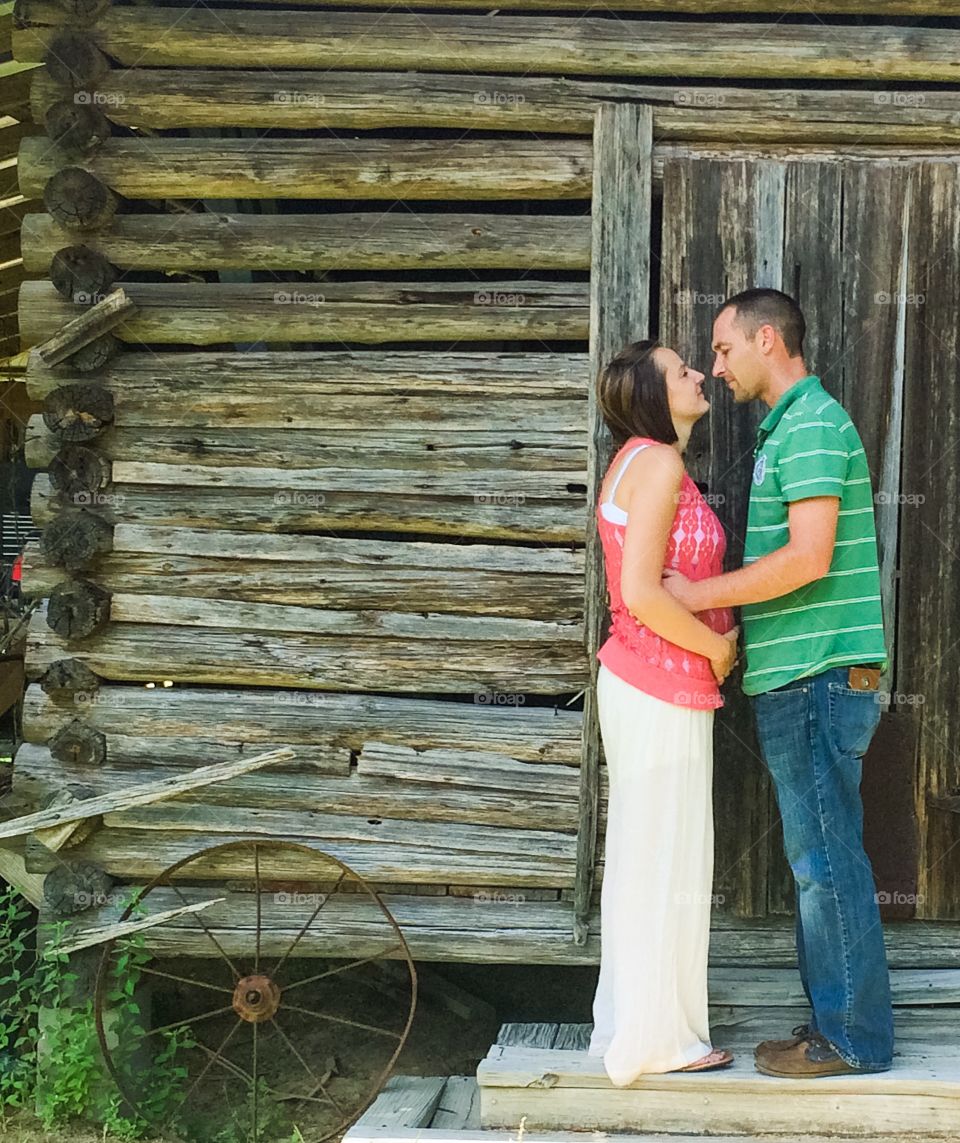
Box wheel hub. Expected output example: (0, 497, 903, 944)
(232, 974, 281, 1022)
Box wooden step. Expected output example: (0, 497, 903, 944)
(478, 1012, 960, 1136)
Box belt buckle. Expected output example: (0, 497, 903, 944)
(848, 665, 881, 691)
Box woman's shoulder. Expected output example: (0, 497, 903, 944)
(617, 439, 685, 478)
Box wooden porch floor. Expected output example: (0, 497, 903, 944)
(346, 968, 960, 1140)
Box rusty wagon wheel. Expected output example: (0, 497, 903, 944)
(94, 839, 418, 1143)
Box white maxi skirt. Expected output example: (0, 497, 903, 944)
(587, 662, 716, 1085)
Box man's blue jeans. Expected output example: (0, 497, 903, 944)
(751, 665, 894, 1071)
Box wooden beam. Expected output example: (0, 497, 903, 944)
(573, 103, 652, 945)
(19, 280, 589, 347)
(35, 286, 133, 366)
(21, 211, 591, 273)
(0, 745, 297, 840)
(44, 897, 226, 956)
(13, 8, 960, 81)
(17, 136, 593, 201)
(31, 69, 960, 144)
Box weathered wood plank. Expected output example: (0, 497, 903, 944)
(24, 604, 589, 693)
(14, 8, 960, 82)
(0, 746, 296, 840)
(30, 473, 586, 542)
(44, 898, 226, 957)
(23, 348, 589, 401)
(35, 286, 134, 367)
(30, 68, 960, 144)
(17, 135, 592, 200)
(574, 103, 652, 943)
(901, 162, 960, 921)
(21, 211, 591, 273)
(708, 966, 960, 1007)
(353, 1076, 447, 1130)
(15, 743, 607, 831)
(20, 683, 584, 765)
(22, 529, 585, 620)
(18, 280, 589, 348)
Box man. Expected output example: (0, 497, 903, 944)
(663, 287, 894, 1078)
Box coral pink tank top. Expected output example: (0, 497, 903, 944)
(596, 436, 735, 710)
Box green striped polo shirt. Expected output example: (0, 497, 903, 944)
(741, 374, 888, 696)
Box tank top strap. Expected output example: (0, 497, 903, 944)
(606, 438, 654, 502)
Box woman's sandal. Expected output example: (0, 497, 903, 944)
(674, 1047, 735, 1072)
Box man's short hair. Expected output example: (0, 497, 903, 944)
(718, 288, 805, 357)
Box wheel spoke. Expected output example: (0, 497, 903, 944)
(280, 945, 404, 995)
(254, 844, 262, 975)
(269, 867, 348, 977)
(269, 1017, 346, 1116)
(147, 1003, 236, 1038)
(138, 964, 233, 996)
(169, 882, 243, 980)
(178, 1016, 245, 1108)
(252, 1020, 259, 1143)
(281, 1002, 403, 1039)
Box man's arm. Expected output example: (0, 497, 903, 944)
(664, 495, 840, 611)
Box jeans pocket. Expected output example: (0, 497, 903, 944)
(753, 683, 810, 761)
(827, 681, 882, 757)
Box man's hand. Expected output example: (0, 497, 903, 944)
(661, 568, 704, 612)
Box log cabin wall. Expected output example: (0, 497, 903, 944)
(7, 0, 960, 960)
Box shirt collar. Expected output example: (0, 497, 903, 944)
(756, 374, 823, 447)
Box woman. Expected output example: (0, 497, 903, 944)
(586, 339, 739, 1085)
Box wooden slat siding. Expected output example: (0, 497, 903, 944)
(0, 61, 40, 122)
(18, 280, 589, 347)
(22, 348, 590, 401)
(841, 163, 912, 675)
(22, 529, 586, 620)
(902, 163, 960, 921)
(573, 104, 652, 945)
(31, 474, 586, 542)
(0, 199, 38, 241)
(658, 159, 774, 917)
(31, 69, 960, 145)
(708, 965, 960, 1007)
(16, 137, 593, 200)
(21, 683, 583, 763)
(21, 212, 592, 273)
(208, 0, 960, 10)
(14, 7, 960, 81)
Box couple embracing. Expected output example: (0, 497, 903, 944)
(587, 288, 893, 1085)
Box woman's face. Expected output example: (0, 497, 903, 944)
(656, 347, 709, 423)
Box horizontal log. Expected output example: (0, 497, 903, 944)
(13, 8, 960, 81)
(20, 682, 584, 764)
(17, 135, 592, 200)
(32, 69, 960, 144)
(31, 473, 587, 542)
(19, 280, 589, 347)
(101, 594, 582, 644)
(25, 603, 590, 692)
(0, 745, 296, 840)
(180, 0, 960, 11)
(109, 461, 586, 502)
(25, 822, 578, 886)
(21, 211, 591, 273)
(22, 527, 585, 620)
(24, 419, 587, 473)
(23, 347, 589, 401)
(15, 742, 607, 830)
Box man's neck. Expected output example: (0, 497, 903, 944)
(759, 361, 810, 408)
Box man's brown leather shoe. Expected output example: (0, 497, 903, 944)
(754, 1022, 813, 1057)
(755, 1032, 871, 1079)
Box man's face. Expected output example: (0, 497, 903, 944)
(711, 306, 769, 403)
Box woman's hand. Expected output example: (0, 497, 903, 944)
(710, 626, 740, 684)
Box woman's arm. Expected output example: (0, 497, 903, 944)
(618, 444, 730, 662)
